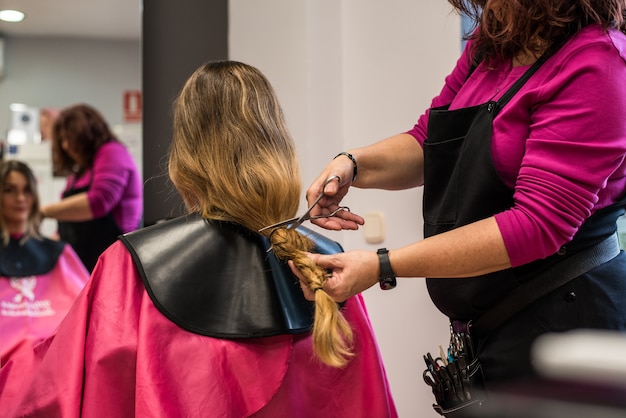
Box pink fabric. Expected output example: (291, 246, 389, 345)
(0, 241, 397, 418)
(0, 245, 89, 366)
(65, 141, 143, 233)
(408, 25, 626, 266)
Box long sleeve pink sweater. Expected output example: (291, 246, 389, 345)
(64, 141, 143, 234)
(408, 25, 626, 267)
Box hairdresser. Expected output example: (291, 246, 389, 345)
(293, 0, 626, 394)
(41, 104, 143, 271)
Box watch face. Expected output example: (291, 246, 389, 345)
(379, 276, 397, 290)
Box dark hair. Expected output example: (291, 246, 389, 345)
(52, 104, 118, 176)
(449, 0, 626, 63)
(0, 160, 42, 244)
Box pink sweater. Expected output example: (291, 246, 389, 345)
(64, 141, 143, 233)
(408, 25, 626, 267)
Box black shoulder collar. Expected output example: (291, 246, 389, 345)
(0, 237, 66, 276)
(119, 213, 343, 339)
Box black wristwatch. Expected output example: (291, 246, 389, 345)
(377, 248, 397, 290)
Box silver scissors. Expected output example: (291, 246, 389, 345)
(258, 175, 349, 232)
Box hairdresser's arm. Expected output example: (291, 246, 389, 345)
(293, 217, 511, 301)
(350, 133, 424, 189)
(392, 217, 511, 278)
(41, 192, 94, 222)
(308, 133, 423, 230)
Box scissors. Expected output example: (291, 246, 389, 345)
(423, 369, 445, 402)
(258, 175, 349, 232)
(423, 369, 439, 387)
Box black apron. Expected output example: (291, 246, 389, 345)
(57, 176, 122, 272)
(423, 54, 626, 383)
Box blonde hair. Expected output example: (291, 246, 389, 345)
(169, 61, 353, 367)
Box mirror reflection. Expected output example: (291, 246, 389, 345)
(0, 2, 141, 237)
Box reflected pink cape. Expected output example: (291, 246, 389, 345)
(0, 245, 89, 366)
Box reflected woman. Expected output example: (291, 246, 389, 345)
(0, 160, 89, 366)
(41, 104, 143, 271)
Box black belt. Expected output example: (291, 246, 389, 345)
(471, 233, 620, 336)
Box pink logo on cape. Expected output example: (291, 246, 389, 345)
(1, 277, 55, 317)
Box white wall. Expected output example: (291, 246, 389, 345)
(0, 37, 141, 138)
(230, 1, 461, 416)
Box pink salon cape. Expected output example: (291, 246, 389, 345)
(0, 241, 398, 418)
(0, 244, 89, 366)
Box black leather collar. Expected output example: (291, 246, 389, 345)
(120, 213, 343, 339)
(0, 236, 65, 277)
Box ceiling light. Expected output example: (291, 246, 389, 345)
(0, 9, 25, 23)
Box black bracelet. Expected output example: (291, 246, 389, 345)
(334, 152, 358, 182)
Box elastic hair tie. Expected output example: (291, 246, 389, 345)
(268, 227, 282, 241)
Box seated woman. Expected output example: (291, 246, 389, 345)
(0, 61, 397, 417)
(0, 160, 89, 366)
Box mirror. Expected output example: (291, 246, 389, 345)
(0, 1, 141, 235)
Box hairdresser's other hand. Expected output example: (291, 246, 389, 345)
(306, 156, 364, 230)
(289, 250, 378, 302)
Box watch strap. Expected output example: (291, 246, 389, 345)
(377, 248, 397, 290)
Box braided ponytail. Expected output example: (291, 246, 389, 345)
(269, 228, 354, 367)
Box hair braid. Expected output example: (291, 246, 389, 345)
(269, 228, 354, 367)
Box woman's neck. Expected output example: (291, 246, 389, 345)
(512, 53, 535, 66)
(512, 41, 549, 67)
(6, 222, 27, 237)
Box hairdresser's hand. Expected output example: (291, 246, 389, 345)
(289, 250, 378, 302)
(307, 156, 365, 230)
